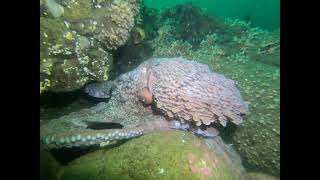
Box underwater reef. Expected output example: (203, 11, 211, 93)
(147, 4, 279, 67)
(160, 3, 226, 47)
(40, 0, 140, 94)
(149, 6, 279, 176)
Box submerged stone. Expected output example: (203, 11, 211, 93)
(40, 147, 61, 180)
(59, 130, 242, 180)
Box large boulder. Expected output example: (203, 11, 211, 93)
(40, 146, 61, 180)
(40, 0, 140, 93)
(40, 17, 113, 93)
(59, 130, 244, 180)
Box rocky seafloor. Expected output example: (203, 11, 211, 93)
(40, 1, 280, 179)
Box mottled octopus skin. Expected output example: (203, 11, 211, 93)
(149, 58, 248, 126)
(40, 57, 248, 149)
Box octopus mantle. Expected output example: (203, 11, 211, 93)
(40, 57, 248, 149)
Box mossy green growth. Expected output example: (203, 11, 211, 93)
(40, 17, 71, 93)
(40, 0, 45, 6)
(40, 16, 114, 93)
(152, 28, 194, 60)
(40, 147, 61, 180)
(59, 130, 237, 180)
(244, 172, 279, 180)
(40, 17, 71, 52)
(62, 0, 92, 22)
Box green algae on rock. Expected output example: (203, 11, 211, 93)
(40, 147, 61, 180)
(160, 4, 226, 47)
(40, 17, 113, 93)
(59, 130, 239, 180)
(243, 172, 279, 180)
(68, 0, 140, 50)
(60, 0, 92, 22)
(43, 0, 65, 18)
(225, 19, 280, 67)
(150, 6, 279, 67)
(40, 0, 141, 93)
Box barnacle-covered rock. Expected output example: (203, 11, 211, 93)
(70, 0, 139, 50)
(152, 38, 194, 59)
(125, 0, 140, 16)
(40, 0, 95, 21)
(58, 130, 242, 180)
(40, 147, 61, 180)
(58, 0, 92, 22)
(40, 0, 141, 93)
(40, 17, 113, 93)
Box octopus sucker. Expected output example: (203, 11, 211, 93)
(40, 57, 248, 150)
(40, 128, 144, 149)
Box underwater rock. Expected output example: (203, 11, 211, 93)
(40, 0, 64, 18)
(40, 0, 141, 93)
(243, 172, 279, 180)
(149, 7, 279, 67)
(40, 146, 61, 180)
(225, 19, 280, 67)
(59, 130, 243, 180)
(69, 0, 140, 50)
(152, 35, 194, 59)
(159, 3, 226, 47)
(40, 17, 113, 93)
(203, 137, 246, 177)
(59, 0, 92, 22)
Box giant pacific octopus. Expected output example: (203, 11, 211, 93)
(40, 57, 248, 149)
